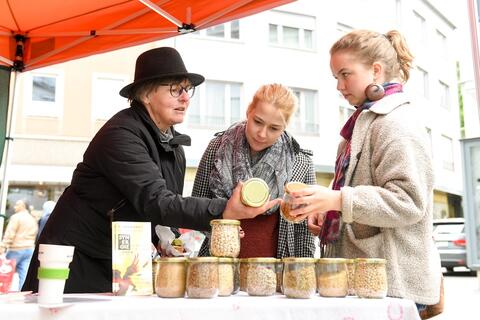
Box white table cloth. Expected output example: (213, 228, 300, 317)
(0, 292, 421, 320)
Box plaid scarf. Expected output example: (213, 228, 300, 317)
(320, 83, 403, 255)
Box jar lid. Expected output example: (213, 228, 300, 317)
(345, 258, 356, 264)
(157, 257, 187, 263)
(284, 181, 308, 194)
(316, 258, 347, 264)
(210, 219, 241, 226)
(355, 258, 386, 264)
(246, 257, 277, 263)
(218, 257, 235, 263)
(282, 257, 315, 263)
(188, 257, 219, 263)
(241, 178, 269, 207)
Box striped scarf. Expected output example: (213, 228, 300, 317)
(320, 83, 403, 255)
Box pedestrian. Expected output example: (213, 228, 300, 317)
(22, 47, 279, 293)
(286, 29, 442, 312)
(193, 83, 316, 259)
(36, 200, 56, 242)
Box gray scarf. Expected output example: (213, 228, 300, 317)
(209, 121, 294, 215)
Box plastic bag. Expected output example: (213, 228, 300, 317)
(0, 255, 16, 294)
(155, 225, 194, 257)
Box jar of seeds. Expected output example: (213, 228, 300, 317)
(232, 258, 240, 294)
(241, 178, 269, 207)
(155, 257, 186, 298)
(218, 257, 235, 296)
(186, 257, 219, 298)
(246, 258, 277, 296)
(354, 258, 387, 298)
(210, 219, 241, 258)
(239, 258, 248, 291)
(275, 259, 283, 293)
(346, 259, 356, 296)
(316, 258, 348, 297)
(282, 257, 316, 299)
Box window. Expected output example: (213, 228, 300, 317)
(205, 20, 240, 40)
(436, 30, 447, 60)
(440, 135, 454, 171)
(339, 104, 355, 127)
(91, 74, 129, 120)
(268, 11, 315, 50)
(23, 70, 64, 117)
(408, 66, 429, 99)
(439, 80, 450, 110)
(188, 81, 242, 127)
(290, 88, 318, 134)
(411, 11, 427, 51)
(426, 127, 433, 156)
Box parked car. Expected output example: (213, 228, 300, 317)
(433, 218, 467, 272)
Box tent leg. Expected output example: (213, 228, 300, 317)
(0, 70, 18, 240)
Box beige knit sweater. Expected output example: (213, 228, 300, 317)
(332, 92, 442, 305)
(1, 209, 38, 251)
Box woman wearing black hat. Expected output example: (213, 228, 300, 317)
(22, 47, 279, 293)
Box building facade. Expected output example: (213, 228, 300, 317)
(1, 0, 468, 220)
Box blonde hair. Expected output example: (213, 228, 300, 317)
(330, 29, 414, 83)
(247, 83, 298, 124)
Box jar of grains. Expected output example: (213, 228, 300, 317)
(354, 258, 387, 298)
(241, 178, 269, 207)
(209, 219, 241, 258)
(346, 259, 356, 296)
(246, 258, 277, 296)
(239, 258, 249, 291)
(316, 258, 348, 297)
(275, 259, 283, 293)
(186, 257, 219, 298)
(155, 257, 187, 298)
(282, 257, 316, 299)
(232, 258, 240, 294)
(218, 258, 235, 296)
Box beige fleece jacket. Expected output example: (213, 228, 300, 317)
(331, 92, 442, 305)
(1, 209, 38, 251)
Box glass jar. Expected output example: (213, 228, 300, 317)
(232, 258, 240, 294)
(246, 258, 277, 296)
(239, 258, 248, 291)
(218, 257, 235, 296)
(354, 258, 387, 298)
(346, 259, 356, 296)
(186, 257, 218, 298)
(316, 258, 348, 297)
(155, 257, 187, 298)
(282, 257, 316, 299)
(241, 178, 269, 207)
(209, 219, 241, 258)
(280, 182, 308, 223)
(275, 259, 283, 293)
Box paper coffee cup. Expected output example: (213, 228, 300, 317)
(37, 244, 75, 305)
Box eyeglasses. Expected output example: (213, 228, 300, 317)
(158, 83, 195, 98)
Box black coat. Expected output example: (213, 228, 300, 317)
(23, 101, 226, 293)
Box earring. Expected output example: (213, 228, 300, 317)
(365, 83, 385, 101)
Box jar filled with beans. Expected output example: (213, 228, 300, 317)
(275, 259, 283, 293)
(316, 258, 348, 297)
(239, 258, 248, 291)
(209, 219, 241, 258)
(155, 257, 187, 298)
(346, 259, 356, 296)
(246, 258, 277, 296)
(186, 257, 219, 298)
(354, 258, 387, 298)
(232, 258, 240, 294)
(282, 257, 316, 299)
(218, 257, 235, 296)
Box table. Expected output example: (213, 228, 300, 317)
(0, 292, 421, 320)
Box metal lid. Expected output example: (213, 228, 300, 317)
(246, 257, 277, 263)
(157, 257, 187, 263)
(284, 181, 308, 194)
(241, 178, 269, 207)
(355, 258, 386, 264)
(210, 219, 241, 226)
(345, 258, 356, 264)
(218, 257, 236, 263)
(282, 257, 315, 263)
(188, 257, 219, 263)
(316, 258, 347, 264)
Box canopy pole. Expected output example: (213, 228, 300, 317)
(0, 70, 18, 240)
(467, 0, 480, 124)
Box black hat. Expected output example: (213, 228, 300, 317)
(119, 47, 205, 98)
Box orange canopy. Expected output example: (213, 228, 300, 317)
(0, 0, 294, 72)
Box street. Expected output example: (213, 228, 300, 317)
(433, 268, 480, 319)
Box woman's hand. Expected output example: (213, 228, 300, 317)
(307, 212, 324, 236)
(222, 182, 281, 220)
(287, 185, 342, 224)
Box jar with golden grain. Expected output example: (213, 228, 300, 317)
(209, 219, 241, 258)
(218, 257, 235, 296)
(280, 182, 309, 223)
(282, 257, 316, 299)
(354, 258, 387, 298)
(346, 258, 356, 296)
(239, 258, 248, 291)
(316, 258, 348, 297)
(186, 257, 218, 298)
(155, 257, 186, 298)
(246, 258, 277, 296)
(275, 259, 283, 293)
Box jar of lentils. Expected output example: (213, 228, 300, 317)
(218, 257, 235, 296)
(346, 258, 356, 296)
(354, 258, 387, 298)
(246, 258, 277, 296)
(155, 257, 187, 298)
(275, 259, 283, 293)
(186, 257, 219, 298)
(239, 258, 249, 291)
(282, 257, 316, 299)
(210, 219, 241, 258)
(316, 258, 348, 297)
